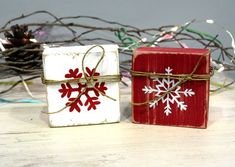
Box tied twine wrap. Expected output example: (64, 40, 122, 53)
(42, 45, 121, 114)
(131, 53, 213, 106)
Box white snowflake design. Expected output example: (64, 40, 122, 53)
(142, 67, 195, 116)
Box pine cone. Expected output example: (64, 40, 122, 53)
(4, 24, 33, 47)
(2, 24, 42, 73)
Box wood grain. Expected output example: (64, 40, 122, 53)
(132, 47, 210, 128)
(0, 78, 235, 167)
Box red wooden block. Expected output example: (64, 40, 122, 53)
(132, 47, 210, 128)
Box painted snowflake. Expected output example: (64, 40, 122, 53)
(58, 67, 107, 112)
(142, 67, 195, 116)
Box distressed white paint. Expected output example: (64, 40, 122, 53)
(42, 45, 120, 127)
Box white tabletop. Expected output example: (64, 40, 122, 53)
(0, 77, 235, 167)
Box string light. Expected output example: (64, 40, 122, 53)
(0, 39, 6, 51)
(212, 60, 225, 73)
(0, 10, 234, 94)
(206, 19, 214, 24)
(199, 19, 235, 63)
(121, 37, 147, 51)
(170, 26, 179, 32)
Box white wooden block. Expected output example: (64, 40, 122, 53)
(42, 44, 120, 127)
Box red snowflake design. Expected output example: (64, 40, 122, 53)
(58, 67, 107, 112)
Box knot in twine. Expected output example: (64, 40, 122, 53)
(131, 54, 213, 106)
(42, 45, 121, 114)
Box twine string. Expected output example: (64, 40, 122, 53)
(81, 45, 117, 101)
(132, 53, 212, 106)
(41, 87, 87, 114)
(82, 45, 105, 87)
(42, 45, 121, 114)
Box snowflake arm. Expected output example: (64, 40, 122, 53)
(170, 90, 188, 111)
(93, 82, 107, 96)
(58, 67, 108, 112)
(149, 100, 158, 108)
(65, 68, 83, 78)
(66, 97, 83, 112)
(177, 101, 187, 111)
(59, 83, 83, 98)
(59, 83, 72, 98)
(164, 105, 172, 116)
(142, 86, 155, 94)
(179, 89, 195, 97)
(84, 96, 101, 110)
(142, 66, 195, 116)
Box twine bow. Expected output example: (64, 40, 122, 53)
(132, 53, 213, 106)
(42, 45, 121, 114)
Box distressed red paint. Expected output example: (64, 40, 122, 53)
(132, 47, 210, 128)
